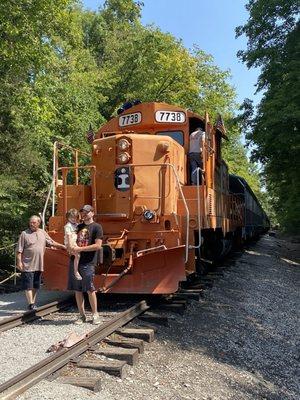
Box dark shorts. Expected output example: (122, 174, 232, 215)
(67, 258, 96, 292)
(21, 271, 42, 290)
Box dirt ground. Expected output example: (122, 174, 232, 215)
(16, 233, 299, 400)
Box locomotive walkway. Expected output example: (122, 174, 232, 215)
(0, 234, 299, 399)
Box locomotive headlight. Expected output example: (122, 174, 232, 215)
(143, 210, 155, 221)
(118, 138, 130, 150)
(117, 152, 131, 164)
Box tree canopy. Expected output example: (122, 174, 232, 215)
(236, 0, 300, 233)
(0, 0, 264, 267)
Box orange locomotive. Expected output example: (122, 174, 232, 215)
(44, 101, 245, 294)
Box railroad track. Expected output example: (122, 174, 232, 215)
(0, 300, 151, 399)
(0, 254, 239, 399)
(0, 297, 74, 333)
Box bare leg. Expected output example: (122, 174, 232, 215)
(25, 289, 34, 305)
(88, 290, 98, 315)
(32, 289, 38, 304)
(75, 291, 85, 316)
(73, 253, 82, 280)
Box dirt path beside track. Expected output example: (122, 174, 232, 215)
(12, 234, 300, 399)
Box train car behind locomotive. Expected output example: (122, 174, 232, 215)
(43, 101, 267, 294)
(229, 174, 270, 239)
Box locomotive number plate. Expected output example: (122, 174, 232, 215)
(155, 110, 186, 123)
(119, 112, 142, 127)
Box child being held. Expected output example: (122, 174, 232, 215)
(64, 208, 82, 280)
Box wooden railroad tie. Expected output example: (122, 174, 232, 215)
(179, 288, 205, 296)
(138, 311, 169, 326)
(92, 346, 138, 366)
(172, 292, 202, 301)
(155, 302, 186, 315)
(77, 359, 128, 379)
(104, 336, 145, 353)
(164, 298, 187, 305)
(184, 283, 207, 290)
(116, 327, 155, 343)
(59, 376, 101, 392)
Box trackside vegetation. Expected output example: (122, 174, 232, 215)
(236, 0, 300, 234)
(0, 0, 288, 269)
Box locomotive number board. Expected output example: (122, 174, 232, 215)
(119, 112, 142, 127)
(155, 110, 186, 123)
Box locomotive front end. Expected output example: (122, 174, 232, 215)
(43, 101, 197, 294)
(91, 131, 186, 293)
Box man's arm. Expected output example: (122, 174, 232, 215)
(45, 231, 66, 250)
(16, 232, 24, 271)
(73, 238, 102, 253)
(51, 240, 66, 250)
(16, 252, 24, 271)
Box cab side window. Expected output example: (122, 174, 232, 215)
(156, 131, 184, 146)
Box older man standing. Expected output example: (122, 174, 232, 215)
(17, 215, 65, 310)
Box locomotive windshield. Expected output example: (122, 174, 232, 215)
(156, 131, 184, 146)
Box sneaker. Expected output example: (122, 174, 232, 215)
(92, 313, 101, 325)
(28, 304, 37, 311)
(74, 314, 87, 325)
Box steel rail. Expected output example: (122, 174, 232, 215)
(0, 300, 149, 399)
(0, 298, 74, 333)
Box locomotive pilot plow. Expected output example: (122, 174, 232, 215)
(44, 245, 186, 294)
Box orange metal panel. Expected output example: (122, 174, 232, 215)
(44, 246, 185, 294)
(56, 185, 92, 216)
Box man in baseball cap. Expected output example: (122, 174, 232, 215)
(67, 204, 103, 325)
(80, 205, 94, 213)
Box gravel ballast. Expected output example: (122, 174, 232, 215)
(0, 234, 299, 400)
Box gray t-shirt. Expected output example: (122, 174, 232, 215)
(189, 129, 205, 153)
(17, 229, 54, 272)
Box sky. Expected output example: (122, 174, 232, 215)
(82, 0, 261, 108)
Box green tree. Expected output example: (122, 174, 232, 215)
(0, 1, 102, 262)
(0, 0, 263, 272)
(236, 0, 300, 233)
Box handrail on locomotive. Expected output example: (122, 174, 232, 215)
(42, 141, 92, 228)
(188, 167, 204, 259)
(52, 141, 90, 216)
